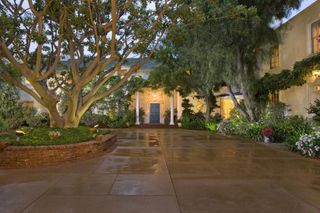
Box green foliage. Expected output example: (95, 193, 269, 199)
(262, 115, 313, 149)
(94, 76, 147, 120)
(221, 108, 264, 141)
(1, 0, 172, 127)
(181, 112, 206, 130)
(218, 120, 236, 136)
(259, 103, 312, 146)
(210, 113, 223, 124)
(261, 102, 288, 121)
(307, 98, 320, 124)
(0, 82, 21, 121)
(0, 119, 8, 131)
(181, 99, 194, 117)
(206, 122, 218, 132)
(0, 82, 49, 128)
(257, 53, 320, 101)
(150, 0, 302, 122)
(220, 105, 313, 148)
(0, 127, 103, 146)
(179, 98, 206, 129)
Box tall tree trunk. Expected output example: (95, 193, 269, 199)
(48, 102, 81, 128)
(227, 85, 251, 121)
(48, 112, 80, 128)
(236, 49, 258, 122)
(239, 80, 258, 122)
(238, 65, 259, 122)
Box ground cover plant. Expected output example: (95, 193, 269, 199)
(219, 103, 315, 155)
(0, 127, 109, 146)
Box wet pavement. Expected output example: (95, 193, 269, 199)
(0, 128, 320, 213)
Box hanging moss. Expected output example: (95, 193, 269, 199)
(256, 52, 320, 97)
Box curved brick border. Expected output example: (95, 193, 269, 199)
(0, 134, 117, 169)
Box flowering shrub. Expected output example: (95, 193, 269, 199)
(295, 131, 320, 157)
(261, 128, 273, 137)
(218, 120, 236, 135)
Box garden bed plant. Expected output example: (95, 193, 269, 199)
(0, 126, 110, 146)
(218, 103, 319, 158)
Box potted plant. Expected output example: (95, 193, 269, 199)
(261, 128, 273, 143)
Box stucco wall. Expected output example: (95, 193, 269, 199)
(262, 1, 320, 117)
(131, 88, 179, 124)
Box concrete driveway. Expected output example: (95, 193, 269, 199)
(0, 129, 320, 213)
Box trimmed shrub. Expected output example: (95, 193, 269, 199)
(181, 112, 206, 130)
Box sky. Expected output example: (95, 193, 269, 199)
(12, 0, 319, 55)
(285, 0, 317, 21)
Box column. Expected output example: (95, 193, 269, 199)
(170, 92, 174, 125)
(177, 91, 182, 119)
(135, 91, 140, 125)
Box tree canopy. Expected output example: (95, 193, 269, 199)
(150, 0, 302, 121)
(0, 0, 177, 128)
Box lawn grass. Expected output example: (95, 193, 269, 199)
(0, 127, 105, 146)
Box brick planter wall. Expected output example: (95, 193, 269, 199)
(0, 134, 117, 169)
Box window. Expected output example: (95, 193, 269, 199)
(270, 46, 280, 69)
(311, 20, 320, 54)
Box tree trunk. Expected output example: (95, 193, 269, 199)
(227, 85, 251, 121)
(48, 107, 80, 128)
(235, 49, 258, 122)
(239, 70, 258, 122)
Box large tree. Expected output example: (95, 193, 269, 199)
(212, 0, 302, 121)
(152, 0, 302, 122)
(149, 27, 223, 122)
(0, 0, 175, 128)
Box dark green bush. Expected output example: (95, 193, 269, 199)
(307, 98, 320, 124)
(181, 99, 194, 117)
(210, 113, 223, 123)
(181, 112, 206, 130)
(0, 119, 8, 131)
(265, 116, 313, 147)
(220, 104, 313, 146)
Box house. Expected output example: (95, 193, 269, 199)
(262, 0, 320, 117)
(19, 57, 241, 125)
(21, 2, 320, 124)
(125, 60, 242, 125)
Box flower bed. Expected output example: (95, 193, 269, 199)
(0, 127, 105, 146)
(0, 133, 117, 168)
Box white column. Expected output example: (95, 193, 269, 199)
(170, 92, 174, 125)
(135, 91, 140, 125)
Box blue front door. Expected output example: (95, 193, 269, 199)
(150, 103, 160, 123)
